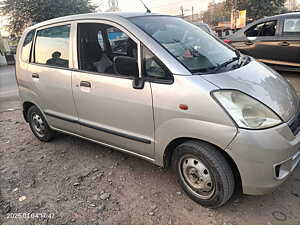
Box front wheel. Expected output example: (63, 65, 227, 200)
(172, 141, 235, 208)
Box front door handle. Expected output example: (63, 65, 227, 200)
(280, 41, 290, 47)
(245, 41, 254, 46)
(32, 73, 39, 79)
(80, 81, 91, 88)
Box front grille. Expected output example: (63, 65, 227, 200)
(289, 104, 300, 136)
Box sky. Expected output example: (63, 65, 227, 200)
(93, 0, 217, 16)
(1, 0, 300, 36)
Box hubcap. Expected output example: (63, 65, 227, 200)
(32, 113, 45, 137)
(179, 156, 215, 199)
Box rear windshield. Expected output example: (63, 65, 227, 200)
(129, 16, 236, 74)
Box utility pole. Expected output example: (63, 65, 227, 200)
(180, 6, 184, 18)
(232, 0, 238, 29)
(192, 6, 194, 22)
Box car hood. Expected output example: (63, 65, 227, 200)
(203, 60, 299, 122)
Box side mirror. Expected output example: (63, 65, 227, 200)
(247, 37, 257, 41)
(132, 77, 145, 89)
(113, 56, 138, 77)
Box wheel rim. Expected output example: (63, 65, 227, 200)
(179, 155, 215, 199)
(32, 113, 46, 137)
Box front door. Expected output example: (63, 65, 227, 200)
(240, 20, 280, 61)
(72, 21, 155, 158)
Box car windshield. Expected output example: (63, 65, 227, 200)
(196, 24, 210, 33)
(130, 16, 237, 74)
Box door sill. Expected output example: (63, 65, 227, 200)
(50, 126, 156, 163)
(258, 59, 300, 68)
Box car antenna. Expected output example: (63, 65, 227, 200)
(139, 0, 151, 13)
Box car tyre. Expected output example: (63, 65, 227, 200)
(172, 140, 235, 208)
(27, 105, 55, 142)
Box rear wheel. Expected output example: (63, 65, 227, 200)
(172, 141, 235, 208)
(27, 105, 55, 142)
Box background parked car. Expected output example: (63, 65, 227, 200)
(193, 22, 215, 35)
(225, 12, 300, 72)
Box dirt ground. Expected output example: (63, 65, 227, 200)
(0, 111, 300, 225)
(0, 73, 300, 225)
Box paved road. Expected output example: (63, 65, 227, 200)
(0, 66, 20, 112)
(0, 65, 299, 112)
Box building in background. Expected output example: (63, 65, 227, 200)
(285, 0, 297, 10)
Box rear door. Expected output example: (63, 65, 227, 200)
(27, 23, 79, 134)
(276, 16, 300, 67)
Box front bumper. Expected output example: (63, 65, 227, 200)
(226, 123, 300, 195)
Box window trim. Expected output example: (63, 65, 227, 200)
(21, 29, 36, 63)
(31, 22, 73, 70)
(141, 45, 174, 84)
(74, 19, 142, 79)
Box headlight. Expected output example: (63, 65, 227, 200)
(212, 90, 282, 129)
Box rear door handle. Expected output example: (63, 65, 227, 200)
(245, 41, 253, 45)
(80, 81, 91, 88)
(280, 41, 290, 47)
(32, 73, 39, 79)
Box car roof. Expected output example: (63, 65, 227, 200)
(27, 12, 167, 31)
(258, 12, 300, 21)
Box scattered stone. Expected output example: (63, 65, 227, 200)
(233, 198, 240, 204)
(25, 179, 36, 188)
(19, 147, 26, 152)
(150, 204, 157, 211)
(140, 195, 144, 199)
(291, 192, 299, 197)
(95, 204, 106, 214)
(149, 211, 155, 216)
(89, 203, 96, 207)
(73, 182, 80, 187)
(18, 196, 27, 202)
(185, 205, 193, 212)
(272, 211, 287, 221)
(93, 168, 99, 173)
(12, 188, 18, 192)
(99, 192, 111, 200)
(38, 171, 45, 176)
(176, 191, 182, 195)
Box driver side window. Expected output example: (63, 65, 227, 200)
(245, 20, 277, 37)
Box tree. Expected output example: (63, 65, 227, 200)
(225, 0, 286, 21)
(202, 2, 231, 26)
(0, 0, 96, 36)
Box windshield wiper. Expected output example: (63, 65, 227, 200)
(212, 49, 241, 72)
(213, 57, 240, 72)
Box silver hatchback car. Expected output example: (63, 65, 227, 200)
(16, 13, 300, 208)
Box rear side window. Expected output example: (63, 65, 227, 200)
(34, 25, 70, 68)
(283, 18, 300, 34)
(245, 20, 277, 37)
(22, 30, 35, 62)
